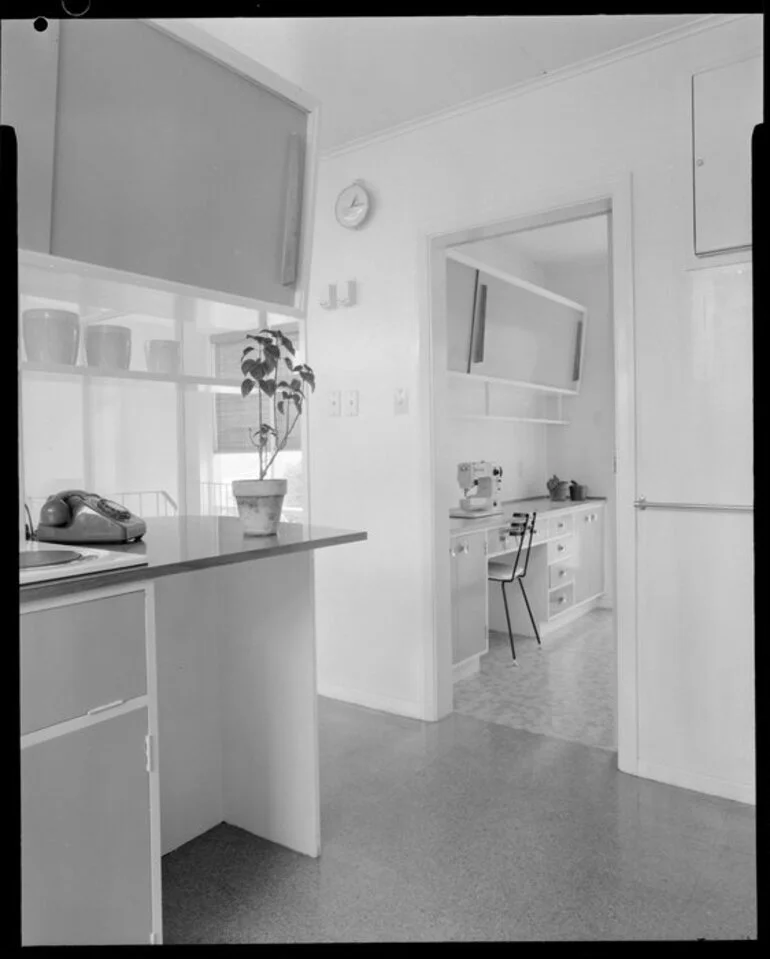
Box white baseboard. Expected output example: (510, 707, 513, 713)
(452, 655, 480, 683)
(636, 759, 755, 805)
(317, 682, 426, 720)
(541, 593, 603, 636)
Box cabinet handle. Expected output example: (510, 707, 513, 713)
(87, 699, 124, 716)
(559, 569, 566, 577)
(280, 133, 304, 286)
(557, 522, 564, 529)
(557, 596, 566, 605)
(557, 544, 565, 552)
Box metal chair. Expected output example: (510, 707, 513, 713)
(487, 512, 541, 665)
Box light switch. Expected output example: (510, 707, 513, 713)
(394, 388, 408, 415)
(328, 390, 341, 417)
(344, 390, 359, 416)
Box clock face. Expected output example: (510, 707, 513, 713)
(335, 183, 371, 229)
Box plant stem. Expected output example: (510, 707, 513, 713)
(261, 408, 301, 477)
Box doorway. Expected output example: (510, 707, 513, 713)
(424, 181, 638, 775)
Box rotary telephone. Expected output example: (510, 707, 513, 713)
(36, 490, 146, 544)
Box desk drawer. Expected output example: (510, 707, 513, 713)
(549, 583, 574, 618)
(547, 535, 573, 564)
(21, 591, 147, 735)
(547, 513, 574, 540)
(549, 561, 574, 589)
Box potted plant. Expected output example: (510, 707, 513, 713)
(232, 327, 315, 536)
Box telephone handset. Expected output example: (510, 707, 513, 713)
(36, 490, 146, 544)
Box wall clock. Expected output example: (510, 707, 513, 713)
(335, 181, 371, 229)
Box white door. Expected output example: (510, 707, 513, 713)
(634, 262, 754, 803)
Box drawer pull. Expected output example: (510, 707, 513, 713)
(559, 569, 566, 577)
(557, 544, 565, 552)
(557, 596, 566, 605)
(87, 699, 125, 716)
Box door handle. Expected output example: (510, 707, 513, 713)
(634, 498, 752, 513)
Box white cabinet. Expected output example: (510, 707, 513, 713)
(22, 708, 154, 945)
(693, 54, 762, 256)
(20, 588, 160, 945)
(4, 18, 317, 312)
(450, 532, 488, 665)
(0, 19, 59, 253)
(573, 507, 605, 605)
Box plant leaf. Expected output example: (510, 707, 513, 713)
(284, 357, 295, 372)
(241, 346, 255, 357)
(259, 379, 277, 398)
(275, 330, 296, 356)
(241, 379, 256, 398)
(298, 369, 316, 393)
(277, 400, 285, 414)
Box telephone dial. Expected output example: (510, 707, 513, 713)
(36, 490, 146, 544)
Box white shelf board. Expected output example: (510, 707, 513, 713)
(445, 247, 587, 314)
(447, 369, 578, 396)
(20, 362, 242, 391)
(18, 249, 304, 321)
(452, 414, 568, 425)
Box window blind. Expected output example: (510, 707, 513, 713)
(213, 327, 301, 454)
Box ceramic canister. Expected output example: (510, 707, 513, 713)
(85, 324, 132, 370)
(22, 310, 80, 365)
(145, 339, 181, 375)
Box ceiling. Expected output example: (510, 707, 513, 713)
(463, 215, 609, 270)
(189, 15, 708, 153)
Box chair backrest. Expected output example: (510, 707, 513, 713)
(508, 511, 537, 577)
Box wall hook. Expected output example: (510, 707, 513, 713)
(339, 280, 357, 308)
(320, 283, 338, 310)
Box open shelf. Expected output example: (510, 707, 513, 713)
(447, 370, 578, 396)
(452, 414, 568, 425)
(20, 362, 242, 391)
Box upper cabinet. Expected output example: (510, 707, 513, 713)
(0, 19, 60, 253)
(692, 54, 762, 257)
(445, 250, 586, 394)
(1, 19, 319, 314)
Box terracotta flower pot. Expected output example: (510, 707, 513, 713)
(232, 479, 287, 536)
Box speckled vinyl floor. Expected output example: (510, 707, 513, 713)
(453, 608, 615, 750)
(162, 697, 756, 943)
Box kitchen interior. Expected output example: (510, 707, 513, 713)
(9, 11, 759, 947)
(442, 211, 617, 750)
(11, 17, 368, 946)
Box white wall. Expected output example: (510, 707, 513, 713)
(544, 253, 615, 608)
(306, 15, 759, 769)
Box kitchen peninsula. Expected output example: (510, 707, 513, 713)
(20, 517, 367, 946)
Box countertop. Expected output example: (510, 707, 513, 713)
(20, 516, 367, 603)
(449, 496, 606, 535)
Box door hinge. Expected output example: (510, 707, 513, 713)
(145, 734, 153, 774)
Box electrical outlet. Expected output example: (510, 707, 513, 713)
(344, 390, 359, 416)
(328, 390, 341, 417)
(394, 388, 408, 415)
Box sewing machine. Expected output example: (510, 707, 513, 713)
(449, 461, 503, 518)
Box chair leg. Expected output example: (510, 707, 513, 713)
(500, 581, 518, 665)
(518, 578, 542, 647)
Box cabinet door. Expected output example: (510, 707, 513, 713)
(22, 709, 152, 945)
(51, 19, 308, 304)
(446, 258, 477, 372)
(0, 18, 59, 252)
(693, 55, 762, 256)
(574, 508, 605, 604)
(451, 535, 488, 664)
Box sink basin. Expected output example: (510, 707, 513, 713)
(19, 549, 85, 569)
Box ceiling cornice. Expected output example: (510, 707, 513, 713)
(320, 14, 754, 161)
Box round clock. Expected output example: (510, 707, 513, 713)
(335, 181, 371, 229)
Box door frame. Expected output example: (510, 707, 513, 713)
(420, 174, 638, 776)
